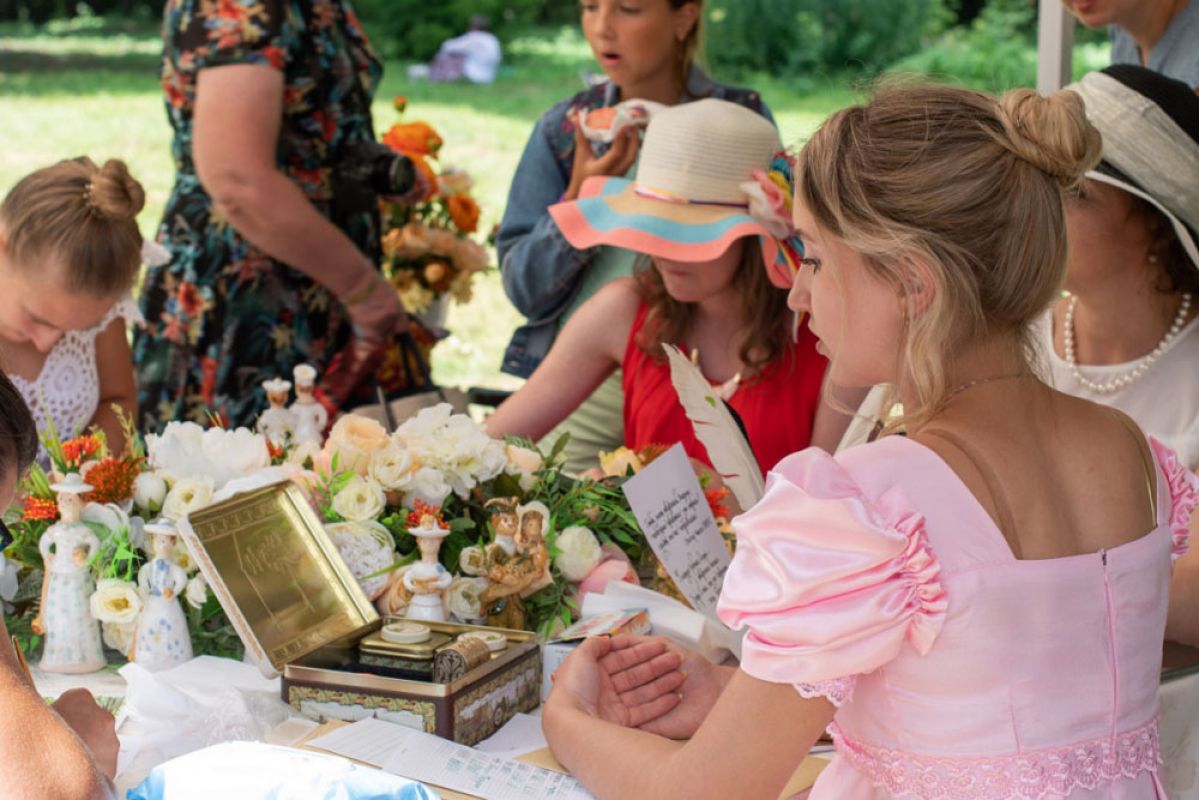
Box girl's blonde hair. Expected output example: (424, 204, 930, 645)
(797, 83, 1102, 433)
(0, 156, 145, 297)
(634, 241, 792, 378)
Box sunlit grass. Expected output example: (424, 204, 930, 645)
(0, 22, 855, 391)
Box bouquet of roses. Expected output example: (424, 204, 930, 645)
(379, 97, 492, 317)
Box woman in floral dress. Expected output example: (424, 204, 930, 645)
(134, 0, 411, 431)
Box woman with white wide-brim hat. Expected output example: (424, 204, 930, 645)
(131, 517, 192, 671)
(402, 516, 452, 622)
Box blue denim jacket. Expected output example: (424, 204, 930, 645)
(497, 67, 773, 377)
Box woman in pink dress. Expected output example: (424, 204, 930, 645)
(540, 82, 1199, 799)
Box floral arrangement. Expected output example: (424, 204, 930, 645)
(2, 403, 655, 666)
(379, 96, 492, 317)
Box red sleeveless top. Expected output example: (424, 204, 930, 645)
(621, 304, 827, 473)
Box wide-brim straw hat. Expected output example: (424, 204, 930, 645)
(50, 472, 93, 495)
(1068, 65, 1199, 273)
(549, 98, 802, 288)
(144, 516, 181, 538)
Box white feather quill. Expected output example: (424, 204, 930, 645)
(662, 343, 765, 509)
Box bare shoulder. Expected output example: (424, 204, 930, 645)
(570, 277, 642, 331)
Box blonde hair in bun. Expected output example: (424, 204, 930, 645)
(0, 156, 146, 296)
(797, 81, 1102, 433)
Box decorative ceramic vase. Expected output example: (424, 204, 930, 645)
(38, 474, 105, 674)
(131, 518, 193, 671)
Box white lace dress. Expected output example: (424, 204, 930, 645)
(11, 296, 142, 464)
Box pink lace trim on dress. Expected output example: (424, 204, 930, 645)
(1150, 437, 1198, 560)
(829, 717, 1161, 800)
(796, 676, 856, 708)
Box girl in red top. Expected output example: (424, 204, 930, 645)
(486, 99, 838, 474)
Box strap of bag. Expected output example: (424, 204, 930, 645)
(373, 331, 448, 432)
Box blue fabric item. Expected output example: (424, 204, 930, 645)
(496, 66, 774, 377)
(126, 741, 441, 800)
(1109, 0, 1199, 89)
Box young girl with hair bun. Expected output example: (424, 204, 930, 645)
(540, 83, 1198, 800)
(0, 157, 149, 459)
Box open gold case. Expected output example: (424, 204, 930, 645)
(178, 481, 541, 744)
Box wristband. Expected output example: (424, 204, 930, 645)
(341, 271, 381, 307)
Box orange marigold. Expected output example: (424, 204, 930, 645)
(446, 194, 480, 234)
(61, 435, 102, 467)
(393, 95, 408, 113)
(382, 122, 442, 157)
(83, 457, 139, 504)
(23, 496, 59, 521)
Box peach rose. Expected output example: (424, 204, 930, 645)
(322, 414, 389, 476)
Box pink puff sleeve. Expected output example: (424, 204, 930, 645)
(1150, 437, 1198, 560)
(717, 448, 947, 707)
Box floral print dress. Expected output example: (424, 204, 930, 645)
(134, 0, 384, 431)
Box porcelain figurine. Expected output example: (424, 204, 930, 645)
(34, 473, 105, 674)
(289, 364, 328, 446)
(131, 518, 193, 671)
(480, 500, 551, 630)
(256, 377, 296, 447)
(402, 512, 452, 622)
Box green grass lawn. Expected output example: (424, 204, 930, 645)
(0, 19, 857, 391)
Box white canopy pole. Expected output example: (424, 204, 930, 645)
(1037, 0, 1076, 93)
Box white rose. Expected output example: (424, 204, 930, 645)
(369, 440, 414, 491)
(185, 574, 208, 610)
(331, 475, 386, 522)
(173, 538, 200, 573)
(162, 476, 215, 521)
(0, 553, 18, 603)
(554, 526, 603, 582)
(102, 621, 138, 656)
(147, 422, 271, 489)
(200, 427, 271, 487)
(458, 545, 486, 577)
(446, 577, 489, 622)
(82, 502, 129, 537)
(90, 579, 142, 625)
(286, 440, 322, 468)
(133, 472, 168, 512)
(407, 466, 450, 507)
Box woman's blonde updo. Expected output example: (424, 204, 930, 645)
(0, 156, 146, 297)
(796, 82, 1102, 432)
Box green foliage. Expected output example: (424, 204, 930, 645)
(354, 0, 574, 61)
(186, 594, 244, 660)
(890, 0, 1111, 90)
(705, 0, 953, 80)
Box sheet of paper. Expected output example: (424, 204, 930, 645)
(308, 718, 594, 799)
(472, 712, 547, 758)
(621, 444, 731, 617)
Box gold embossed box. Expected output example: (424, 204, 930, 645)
(178, 481, 541, 745)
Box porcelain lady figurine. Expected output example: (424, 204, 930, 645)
(131, 518, 192, 671)
(403, 513, 452, 622)
(34, 473, 105, 673)
(290, 364, 328, 446)
(256, 377, 296, 447)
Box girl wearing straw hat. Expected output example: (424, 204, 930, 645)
(497, 0, 772, 474)
(486, 99, 832, 476)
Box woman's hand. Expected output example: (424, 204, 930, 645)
(547, 636, 685, 728)
(562, 114, 641, 202)
(338, 268, 408, 343)
(602, 635, 734, 739)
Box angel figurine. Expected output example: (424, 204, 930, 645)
(402, 513, 452, 622)
(290, 364, 328, 447)
(131, 518, 192, 671)
(257, 377, 296, 447)
(34, 473, 105, 674)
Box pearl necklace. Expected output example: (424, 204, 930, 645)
(1063, 292, 1192, 395)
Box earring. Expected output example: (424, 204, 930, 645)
(1148, 253, 1159, 264)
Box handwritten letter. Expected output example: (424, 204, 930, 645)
(621, 444, 730, 617)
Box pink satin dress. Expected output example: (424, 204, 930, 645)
(718, 435, 1198, 800)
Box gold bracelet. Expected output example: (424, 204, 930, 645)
(341, 272, 381, 307)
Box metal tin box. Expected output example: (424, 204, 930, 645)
(179, 481, 541, 745)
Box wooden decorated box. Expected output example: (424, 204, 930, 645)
(178, 481, 541, 746)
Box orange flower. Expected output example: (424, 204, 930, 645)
(408, 155, 438, 202)
(382, 122, 442, 157)
(393, 95, 408, 113)
(636, 443, 669, 466)
(407, 500, 444, 529)
(705, 485, 732, 522)
(446, 194, 480, 234)
(61, 435, 102, 468)
(83, 457, 139, 505)
(23, 496, 59, 521)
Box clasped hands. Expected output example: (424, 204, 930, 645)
(544, 634, 732, 740)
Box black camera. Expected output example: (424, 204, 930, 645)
(333, 139, 418, 213)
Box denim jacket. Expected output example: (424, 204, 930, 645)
(497, 66, 773, 377)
